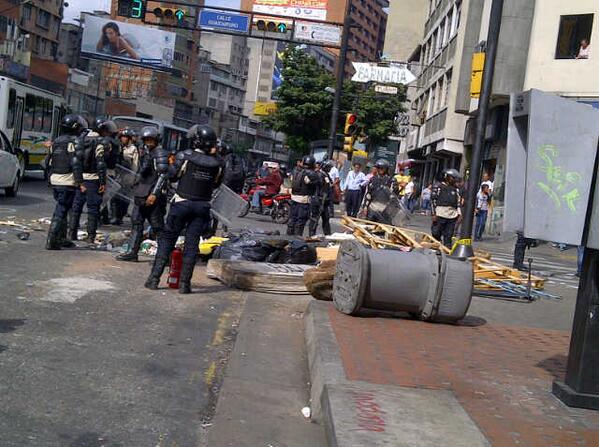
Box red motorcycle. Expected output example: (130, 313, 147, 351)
(239, 186, 292, 224)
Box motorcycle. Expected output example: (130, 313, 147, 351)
(238, 186, 292, 224)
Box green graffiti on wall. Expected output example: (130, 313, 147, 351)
(536, 145, 583, 213)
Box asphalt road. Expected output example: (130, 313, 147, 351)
(0, 179, 244, 447)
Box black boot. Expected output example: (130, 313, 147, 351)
(46, 218, 62, 250)
(144, 256, 169, 290)
(110, 201, 123, 225)
(86, 215, 99, 244)
(295, 224, 306, 237)
(58, 220, 75, 248)
(179, 260, 196, 294)
(100, 207, 110, 225)
(68, 211, 80, 241)
(116, 226, 143, 262)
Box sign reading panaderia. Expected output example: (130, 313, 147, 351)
(351, 63, 416, 85)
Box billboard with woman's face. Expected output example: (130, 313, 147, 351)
(81, 16, 176, 69)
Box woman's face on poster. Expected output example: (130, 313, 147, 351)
(105, 27, 118, 43)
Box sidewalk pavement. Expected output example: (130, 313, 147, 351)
(305, 300, 599, 446)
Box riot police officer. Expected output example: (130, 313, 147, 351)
(288, 155, 321, 237)
(116, 126, 170, 262)
(119, 127, 139, 172)
(68, 119, 115, 243)
(144, 124, 224, 294)
(362, 159, 394, 222)
(431, 168, 462, 248)
(45, 115, 87, 250)
(308, 160, 334, 237)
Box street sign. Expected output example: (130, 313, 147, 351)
(374, 84, 399, 95)
(351, 63, 416, 85)
(198, 10, 251, 33)
(254, 101, 277, 116)
(294, 21, 341, 45)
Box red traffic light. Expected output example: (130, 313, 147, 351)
(347, 114, 357, 125)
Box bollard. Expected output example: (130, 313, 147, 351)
(332, 240, 473, 323)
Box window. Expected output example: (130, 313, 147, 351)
(7, 89, 16, 129)
(36, 9, 51, 29)
(208, 98, 217, 108)
(444, 70, 452, 107)
(22, 3, 32, 21)
(437, 78, 444, 111)
(452, 1, 462, 36)
(555, 14, 594, 59)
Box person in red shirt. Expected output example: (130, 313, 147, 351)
(251, 166, 283, 211)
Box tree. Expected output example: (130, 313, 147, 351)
(262, 46, 334, 155)
(354, 85, 406, 149)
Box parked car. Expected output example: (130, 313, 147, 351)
(0, 130, 25, 197)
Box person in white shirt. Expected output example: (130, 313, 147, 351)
(480, 172, 494, 193)
(343, 162, 368, 217)
(475, 184, 491, 241)
(403, 179, 415, 213)
(577, 39, 591, 59)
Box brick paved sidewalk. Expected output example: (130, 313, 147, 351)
(328, 306, 599, 446)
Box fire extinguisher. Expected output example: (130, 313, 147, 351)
(168, 247, 183, 289)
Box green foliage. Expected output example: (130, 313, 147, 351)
(262, 46, 334, 155)
(354, 85, 406, 148)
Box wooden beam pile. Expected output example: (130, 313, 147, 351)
(341, 217, 545, 291)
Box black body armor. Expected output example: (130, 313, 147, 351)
(175, 150, 224, 201)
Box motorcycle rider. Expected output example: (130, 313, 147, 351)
(251, 165, 283, 213)
(308, 161, 334, 236)
(431, 168, 462, 249)
(116, 126, 170, 262)
(287, 155, 321, 237)
(68, 118, 113, 244)
(362, 159, 394, 222)
(45, 115, 87, 250)
(144, 124, 224, 293)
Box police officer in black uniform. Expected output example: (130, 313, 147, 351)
(116, 126, 170, 262)
(145, 124, 224, 293)
(431, 168, 462, 248)
(69, 119, 114, 243)
(308, 160, 334, 237)
(362, 159, 394, 222)
(288, 155, 321, 237)
(45, 115, 87, 250)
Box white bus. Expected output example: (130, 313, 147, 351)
(0, 76, 65, 170)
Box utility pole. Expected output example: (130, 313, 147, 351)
(326, 0, 352, 159)
(453, 0, 504, 259)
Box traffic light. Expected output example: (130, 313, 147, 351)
(256, 19, 289, 33)
(153, 7, 187, 22)
(343, 135, 354, 153)
(117, 0, 145, 19)
(471, 52, 485, 98)
(344, 113, 358, 135)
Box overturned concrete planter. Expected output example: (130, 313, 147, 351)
(333, 241, 473, 323)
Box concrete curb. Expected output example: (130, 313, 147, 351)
(304, 300, 490, 447)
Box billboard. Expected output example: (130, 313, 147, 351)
(252, 0, 328, 21)
(81, 16, 176, 69)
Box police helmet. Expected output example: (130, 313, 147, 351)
(322, 160, 334, 173)
(375, 159, 390, 170)
(140, 126, 161, 142)
(302, 155, 316, 169)
(444, 168, 461, 180)
(93, 118, 118, 135)
(60, 114, 88, 135)
(119, 127, 136, 139)
(188, 124, 217, 151)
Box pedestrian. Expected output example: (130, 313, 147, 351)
(328, 161, 341, 204)
(119, 127, 140, 173)
(480, 172, 494, 193)
(45, 115, 87, 250)
(420, 183, 432, 215)
(404, 178, 415, 213)
(145, 124, 224, 293)
(116, 127, 171, 262)
(308, 161, 333, 236)
(251, 165, 283, 213)
(287, 155, 321, 236)
(344, 162, 368, 217)
(474, 183, 491, 241)
(431, 169, 462, 249)
(68, 118, 113, 244)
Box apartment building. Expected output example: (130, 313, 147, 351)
(383, 0, 427, 62)
(403, 0, 470, 182)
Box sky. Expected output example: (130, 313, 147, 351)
(63, 0, 242, 23)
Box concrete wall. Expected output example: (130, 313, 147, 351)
(383, 0, 427, 61)
(524, 0, 599, 97)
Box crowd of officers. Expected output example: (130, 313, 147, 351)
(45, 114, 224, 294)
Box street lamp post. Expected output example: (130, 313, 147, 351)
(326, 0, 352, 159)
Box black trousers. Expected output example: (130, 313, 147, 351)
(72, 179, 103, 220)
(513, 232, 534, 268)
(287, 201, 310, 236)
(52, 186, 77, 220)
(131, 198, 166, 235)
(309, 198, 332, 236)
(345, 189, 362, 217)
(431, 217, 457, 248)
(156, 200, 212, 263)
